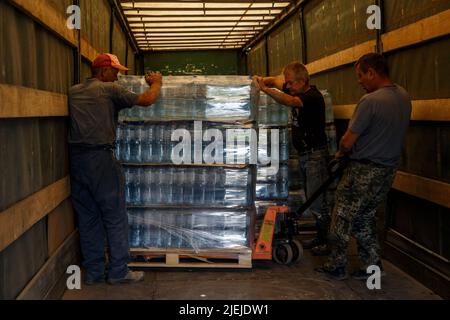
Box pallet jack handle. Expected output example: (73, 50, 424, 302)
(295, 156, 349, 217)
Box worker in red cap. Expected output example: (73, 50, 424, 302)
(68, 53, 162, 285)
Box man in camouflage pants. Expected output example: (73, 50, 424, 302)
(316, 53, 411, 280)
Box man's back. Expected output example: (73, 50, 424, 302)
(69, 78, 138, 146)
(349, 84, 412, 167)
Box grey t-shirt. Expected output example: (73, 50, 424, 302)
(68, 78, 139, 146)
(349, 84, 412, 167)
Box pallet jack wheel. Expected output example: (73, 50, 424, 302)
(290, 240, 304, 264)
(272, 243, 293, 265)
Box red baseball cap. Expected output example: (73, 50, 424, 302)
(92, 53, 129, 71)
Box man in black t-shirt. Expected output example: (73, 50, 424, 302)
(255, 61, 331, 254)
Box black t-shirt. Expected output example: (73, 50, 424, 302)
(283, 84, 327, 153)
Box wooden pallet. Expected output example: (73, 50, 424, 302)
(129, 248, 252, 269)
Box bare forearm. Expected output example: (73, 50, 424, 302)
(261, 87, 303, 108)
(263, 77, 277, 87)
(336, 129, 359, 157)
(137, 83, 161, 107)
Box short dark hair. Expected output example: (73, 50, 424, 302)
(356, 53, 390, 77)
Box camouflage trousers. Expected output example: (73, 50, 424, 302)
(324, 160, 396, 270)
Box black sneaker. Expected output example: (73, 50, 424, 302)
(311, 244, 331, 256)
(107, 270, 144, 285)
(315, 265, 348, 281)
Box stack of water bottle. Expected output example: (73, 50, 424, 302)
(255, 94, 291, 202)
(128, 208, 251, 250)
(257, 93, 291, 126)
(124, 166, 253, 207)
(117, 75, 257, 253)
(116, 122, 253, 164)
(118, 75, 257, 123)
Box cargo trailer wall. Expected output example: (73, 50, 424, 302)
(246, 0, 450, 298)
(0, 0, 137, 299)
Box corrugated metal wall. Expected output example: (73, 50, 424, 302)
(0, 0, 137, 299)
(247, 39, 267, 76)
(246, 0, 450, 297)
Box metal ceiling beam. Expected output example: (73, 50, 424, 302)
(135, 35, 253, 39)
(141, 48, 242, 52)
(129, 22, 269, 27)
(123, 12, 280, 17)
(134, 32, 259, 36)
(131, 27, 264, 32)
(121, 0, 291, 3)
(127, 18, 275, 23)
(137, 39, 247, 43)
(140, 41, 246, 46)
(122, 7, 285, 12)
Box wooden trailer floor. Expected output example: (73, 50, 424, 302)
(62, 249, 441, 300)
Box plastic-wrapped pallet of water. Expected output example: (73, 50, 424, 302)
(124, 166, 254, 207)
(116, 122, 256, 165)
(320, 89, 337, 156)
(256, 164, 289, 200)
(257, 93, 290, 126)
(257, 127, 289, 163)
(117, 75, 257, 123)
(127, 208, 254, 251)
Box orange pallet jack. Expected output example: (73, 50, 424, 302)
(252, 157, 349, 265)
(252, 206, 303, 265)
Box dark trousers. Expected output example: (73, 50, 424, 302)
(70, 146, 129, 279)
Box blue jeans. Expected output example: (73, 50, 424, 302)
(299, 147, 331, 240)
(70, 146, 129, 279)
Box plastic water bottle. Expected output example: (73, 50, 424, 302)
(159, 213, 169, 248)
(148, 213, 159, 248)
(142, 169, 152, 204)
(124, 167, 132, 204)
(129, 125, 142, 163)
(156, 124, 165, 162)
(183, 168, 195, 204)
(130, 167, 142, 205)
(160, 168, 172, 204)
(280, 129, 289, 161)
(129, 214, 141, 248)
(153, 212, 164, 248)
(322, 90, 335, 124)
(278, 165, 289, 198)
(168, 122, 178, 163)
(115, 125, 122, 160)
(204, 170, 215, 204)
(141, 124, 153, 163)
(149, 168, 159, 204)
(194, 168, 207, 204)
(172, 168, 184, 204)
(214, 170, 225, 205)
(141, 219, 151, 248)
(121, 125, 131, 162)
(326, 124, 338, 156)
